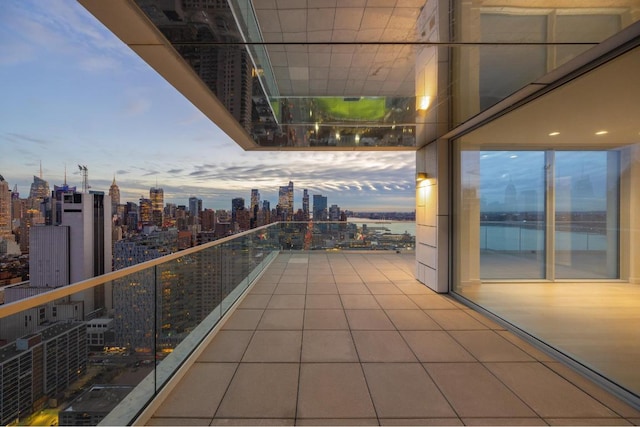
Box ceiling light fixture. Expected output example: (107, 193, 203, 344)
(549, 131, 560, 136)
(595, 130, 608, 135)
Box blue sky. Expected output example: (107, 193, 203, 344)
(0, 0, 416, 212)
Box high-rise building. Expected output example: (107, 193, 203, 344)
(28, 174, 49, 213)
(109, 176, 120, 217)
(313, 195, 328, 221)
(231, 197, 244, 225)
(188, 197, 202, 225)
(201, 208, 216, 231)
(250, 189, 260, 217)
(29, 191, 112, 293)
(0, 175, 11, 240)
(278, 181, 294, 220)
(139, 197, 152, 226)
(150, 187, 164, 227)
(302, 189, 309, 220)
(329, 204, 341, 221)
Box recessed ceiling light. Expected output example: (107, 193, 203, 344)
(595, 130, 608, 135)
(549, 131, 560, 136)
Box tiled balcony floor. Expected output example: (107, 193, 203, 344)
(146, 252, 640, 426)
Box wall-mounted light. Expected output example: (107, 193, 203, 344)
(416, 172, 429, 182)
(417, 95, 431, 111)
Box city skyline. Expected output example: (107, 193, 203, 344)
(0, 0, 416, 212)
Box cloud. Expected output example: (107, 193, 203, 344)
(4, 132, 51, 146)
(167, 169, 184, 174)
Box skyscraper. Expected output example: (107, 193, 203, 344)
(313, 194, 328, 221)
(278, 181, 294, 220)
(231, 197, 244, 225)
(0, 175, 11, 239)
(28, 174, 49, 211)
(109, 176, 120, 217)
(139, 198, 152, 227)
(150, 187, 164, 227)
(250, 189, 260, 218)
(302, 189, 309, 220)
(188, 197, 202, 225)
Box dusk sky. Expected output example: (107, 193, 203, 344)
(0, 0, 416, 212)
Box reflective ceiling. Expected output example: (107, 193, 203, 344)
(79, 0, 640, 150)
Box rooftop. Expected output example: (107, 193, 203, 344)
(141, 252, 640, 425)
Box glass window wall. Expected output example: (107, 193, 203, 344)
(452, 45, 640, 401)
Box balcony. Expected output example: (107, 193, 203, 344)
(139, 251, 639, 426)
(2, 223, 639, 425)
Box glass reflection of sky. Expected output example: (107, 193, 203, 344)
(477, 151, 613, 212)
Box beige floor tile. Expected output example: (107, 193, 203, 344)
(239, 294, 272, 309)
(362, 363, 456, 418)
(307, 275, 335, 284)
(337, 283, 371, 294)
(267, 294, 306, 309)
(395, 281, 432, 294)
(301, 330, 359, 362)
(341, 294, 381, 309)
(297, 363, 376, 419)
(384, 309, 441, 330)
(198, 330, 253, 362)
(544, 418, 632, 425)
(345, 309, 395, 330)
(333, 276, 363, 285)
(485, 362, 619, 418)
(148, 417, 213, 425)
(216, 363, 299, 419)
(250, 282, 278, 294)
(400, 331, 475, 362)
(258, 309, 304, 330)
(408, 294, 458, 309)
(211, 418, 294, 425)
(379, 418, 463, 426)
(305, 294, 343, 309)
(242, 330, 302, 362)
(365, 282, 403, 295)
(274, 283, 308, 295)
(296, 418, 378, 425)
(280, 274, 308, 284)
(449, 330, 535, 362)
(543, 362, 640, 418)
(307, 282, 339, 294)
(155, 362, 237, 418)
(460, 418, 547, 425)
(257, 274, 282, 285)
(374, 294, 420, 309)
(424, 362, 537, 418)
(304, 309, 349, 330)
(426, 309, 490, 330)
(222, 309, 264, 330)
(495, 330, 557, 362)
(352, 330, 417, 362)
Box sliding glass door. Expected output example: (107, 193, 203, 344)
(458, 149, 620, 283)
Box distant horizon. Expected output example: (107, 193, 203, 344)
(5, 170, 415, 214)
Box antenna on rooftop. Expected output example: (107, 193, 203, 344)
(78, 165, 89, 193)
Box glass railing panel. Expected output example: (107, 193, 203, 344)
(0, 225, 279, 426)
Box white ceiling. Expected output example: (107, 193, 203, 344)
(252, 0, 425, 96)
